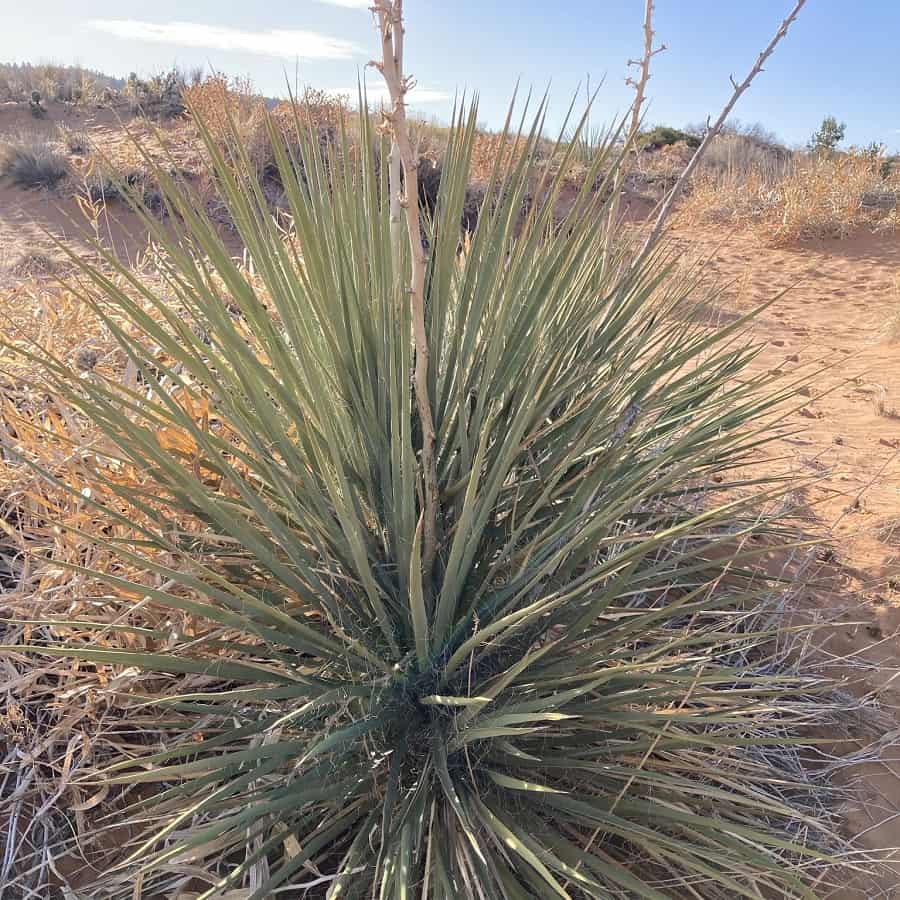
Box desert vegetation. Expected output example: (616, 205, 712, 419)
(679, 144, 900, 242)
(0, 62, 124, 105)
(0, 131, 68, 188)
(1, 1, 900, 898)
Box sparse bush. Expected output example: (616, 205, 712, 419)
(80, 169, 127, 204)
(0, 134, 67, 188)
(3, 91, 873, 898)
(687, 118, 783, 147)
(697, 131, 792, 179)
(80, 165, 165, 214)
(416, 155, 485, 231)
(416, 154, 443, 214)
(469, 129, 524, 182)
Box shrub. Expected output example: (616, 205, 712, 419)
(28, 89, 46, 119)
(638, 125, 701, 150)
(4, 97, 868, 898)
(184, 76, 349, 212)
(80, 165, 167, 216)
(0, 135, 68, 188)
(80, 166, 136, 204)
(697, 132, 792, 179)
(58, 124, 91, 154)
(126, 68, 185, 119)
(11, 248, 58, 276)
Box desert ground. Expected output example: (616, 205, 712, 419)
(2, 93, 900, 897)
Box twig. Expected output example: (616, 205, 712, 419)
(641, 0, 806, 254)
(370, 1, 441, 582)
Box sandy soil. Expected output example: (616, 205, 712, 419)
(1, 100, 899, 895)
(0, 101, 214, 289)
(670, 226, 900, 896)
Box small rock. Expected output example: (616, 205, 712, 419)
(861, 190, 899, 210)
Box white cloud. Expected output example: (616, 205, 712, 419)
(329, 84, 451, 105)
(87, 19, 362, 60)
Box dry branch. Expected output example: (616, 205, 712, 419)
(371, 0, 440, 582)
(641, 0, 806, 253)
(625, 0, 665, 144)
(606, 0, 664, 249)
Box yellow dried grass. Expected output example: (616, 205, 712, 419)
(678, 149, 900, 244)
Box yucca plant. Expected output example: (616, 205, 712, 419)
(2, 26, 865, 900)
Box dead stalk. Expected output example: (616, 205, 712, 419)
(641, 0, 806, 253)
(626, 0, 665, 145)
(371, 0, 440, 582)
(606, 0, 664, 252)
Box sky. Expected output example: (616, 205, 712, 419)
(2, 0, 898, 151)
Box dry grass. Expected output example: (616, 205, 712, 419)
(679, 148, 900, 243)
(469, 130, 526, 184)
(0, 273, 251, 893)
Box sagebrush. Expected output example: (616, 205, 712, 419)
(0, 133, 68, 188)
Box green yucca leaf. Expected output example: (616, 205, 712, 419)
(1, 85, 869, 899)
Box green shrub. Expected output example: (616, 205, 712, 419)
(6, 98, 864, 898)
(0, 135, 67, 188)
(638, 125, 701, 150)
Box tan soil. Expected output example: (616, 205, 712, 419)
(669, 225, 900, 896)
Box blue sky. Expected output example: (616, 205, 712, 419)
(2, 1, 898, 150)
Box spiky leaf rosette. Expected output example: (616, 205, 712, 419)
(5, 97, 852, 898)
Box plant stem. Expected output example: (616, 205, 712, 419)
(372, 0, 440, 583)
